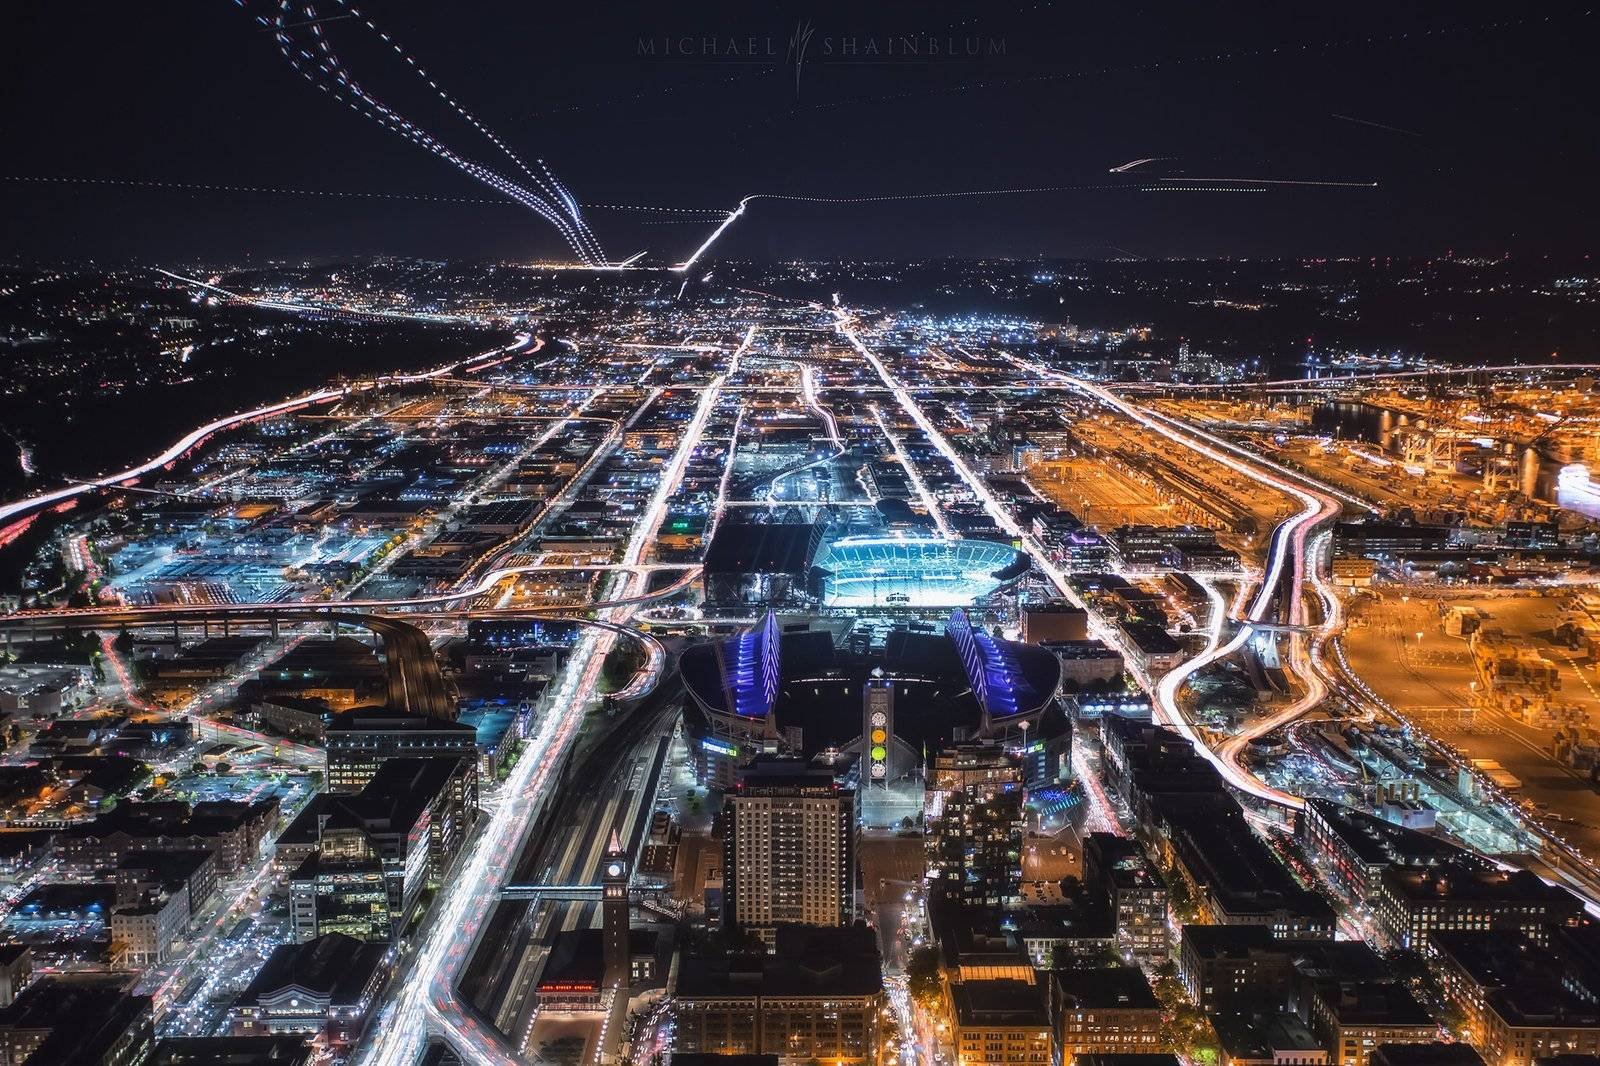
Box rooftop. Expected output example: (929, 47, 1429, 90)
(235, 933, 389, 1008)
(950, 979, 1050, 1028)
(1050, 966, 1160, 1010)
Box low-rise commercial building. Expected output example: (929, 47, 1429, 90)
(1214, 1012, 1330, 1066)
(1374, 865, 1582, 951)
(1432, 933, 1600, 1066)
(1305, 979, 1436, 1066)
(150, 1035, 313, 1064)
(110, 888, 189, 969)
(0, 975, 153, 1066)
(1180, 926, 1296, 1014)
(227, 933, 391, 1052)
(1297, 800, 1469, 904)
(1049, 967, 1168, 1061)
(1367, 1045, 1483, 1066)
(1085, 833, 1169, 960)
(950, 979, 1052, 1066)
(672, 925, 883, 1063)
(55, 799, 277, 878)
(1166, 803, 1335, 939)
(324, 707, 477, 793)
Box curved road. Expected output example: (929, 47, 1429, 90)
(1009, 357, 1346, 809)
(0, 334, 537, 535)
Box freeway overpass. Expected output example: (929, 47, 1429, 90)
(0, 597, 675, 718)
(0, 606, 457, 720)
(0, 332, 537, 535)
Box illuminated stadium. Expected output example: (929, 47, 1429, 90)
(679, 611, 1070, 812)
(813, 534, 1030, 608)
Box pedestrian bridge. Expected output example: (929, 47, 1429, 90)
(499, 883, 603, 901)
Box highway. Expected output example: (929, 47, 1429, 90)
(1006, 356, 1348, 809)
(837, 315, 1341, 811)
(0, 332, 536, 536)
(352, 327, 738, 1065)
(753, 359, 850, 504)
(1066, 373, 1600, 913)
(0, 563, 699, 628)
(0, 567, 688, 726)
(838, 312, 1090, 613)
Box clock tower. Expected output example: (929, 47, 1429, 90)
(602, 828, 629, 990)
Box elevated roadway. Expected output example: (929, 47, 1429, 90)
(0, 334, 536, 536)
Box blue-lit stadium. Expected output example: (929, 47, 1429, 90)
(813, 534, 1030, 608)
(678, 611, 1070, 818)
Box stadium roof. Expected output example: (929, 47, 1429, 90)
(702, 521, 822, 576)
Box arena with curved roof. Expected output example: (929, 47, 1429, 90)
(679, 611, 1069, 802)
(813, 534, 1030, 608)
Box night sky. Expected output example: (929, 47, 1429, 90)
(2, 0, 1597, 264)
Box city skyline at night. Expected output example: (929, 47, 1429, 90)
(1, 6, 1599, 1066)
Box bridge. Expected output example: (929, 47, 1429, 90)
(0, 605, 456, 720)
(497, 883, 603, 902)
(0, 558, 694, 717)
(1243, 620, 1317, 635)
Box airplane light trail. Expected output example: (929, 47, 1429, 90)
(672, 177, 1378, 270)
(0, 174, 515, 206)
(1159, 176, 1381, 188)
(1331, 112, 1423, 136)
(1109, 157, 1171, 172)
(239, 0, 607, 266)
(8, 168, 1377, 271)
(1, 175, 726, 220)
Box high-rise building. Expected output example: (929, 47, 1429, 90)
(278, 757, 477, 939)
(723, 758, 854, 939)
(926, 742, 1024, 908)
(287, 830, 391, 943)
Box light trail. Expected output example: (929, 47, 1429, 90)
(1211, 531, 1342, 793)
(1, 564, 701, 634)
(761, 359, 848, 504)
(153, 266, 485, 325)
(677, 185, 1139, 269)
(1135, 402, 1373, 514)
(868, 404, 951, 537)
(355, 331, 738, 1066)
(1118, 363, 1600, 392)
(1, 174, 515, 205)
(1008, 356, 1349, 809)
(1109, 157, 1170, 172)
(0, 333, 534, 535)
(1158, 177, 1380, 188)
(1331, 113, 1423, 136)
(838, 314, 1090, 616)
(672, 176, 1375, 270)
(673, 197, 752, 273)
(242, 0, 606, 265)
(1071, 742, 1121, 834)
